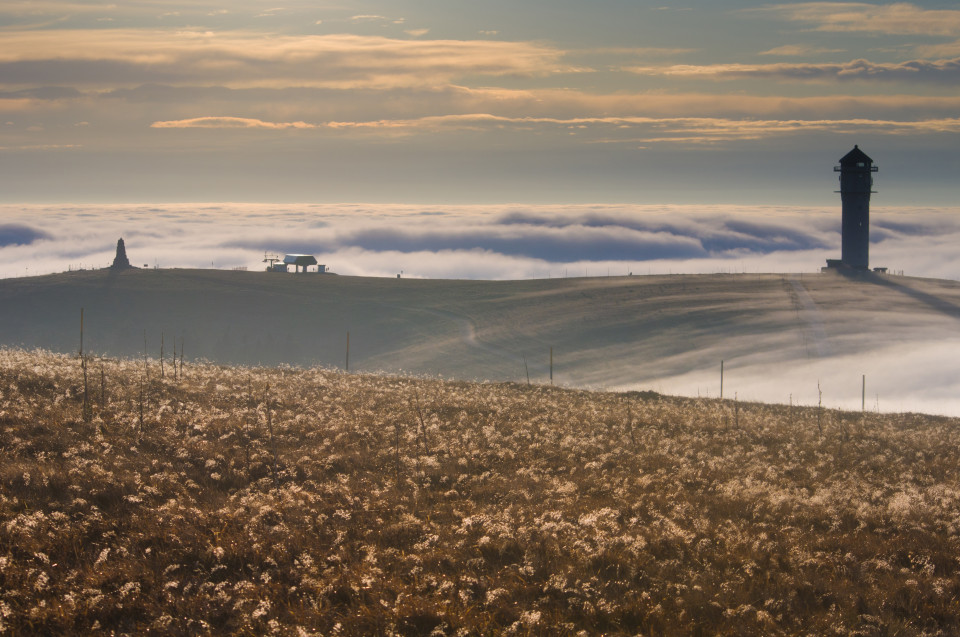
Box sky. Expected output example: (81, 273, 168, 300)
(0, 0, 959, 204)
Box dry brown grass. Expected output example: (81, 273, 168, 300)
(2, 347, 960, 635)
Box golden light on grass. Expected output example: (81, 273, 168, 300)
(1, 347, 959, 634)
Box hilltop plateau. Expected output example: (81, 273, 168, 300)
(3, 268, 960, 412)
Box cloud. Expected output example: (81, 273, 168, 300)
(587, 46, 698, 57)
(641, 337, 960, 416)
(6, 202, 959, 281)
(494, 210, 836, 255)
(191, 112, 960, 143)
(626, 57, 960, 83)
(331, 226, 708, 263)
(915, 40, 960, 58)
(394, 86, 960, 120)
(0, 224, 50, 247)
(3, 204, 960, 309)
(759, 45, 845, 56)
(49, 82, 960, 136)
(216, 211, 714, 263)
(0, 144, 81, 151)
(0, 87, 83, 100)
(351, 14, 401, 23)
(0, 1, 120, 19)
(3, 19, 960, 160)
(150, 116, 318, 129)
(0, 30, 569, 90)
(758, 2, 960, 37)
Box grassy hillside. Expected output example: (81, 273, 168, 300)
(4, 268, 960, 413)
(2, 348, 960, 635)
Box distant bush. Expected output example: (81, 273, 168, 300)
(1, 348, 959, 635)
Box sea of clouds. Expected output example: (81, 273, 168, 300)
(2, 203, 960, 281)
(4, 203, 960, 415)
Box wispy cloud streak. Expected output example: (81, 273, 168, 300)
(150, 112, 960, 143)
(627, 57, 960, 83)
(757, 3, 960, 37)
(150, 116, 317, 129)
(0, 31, 570, 89)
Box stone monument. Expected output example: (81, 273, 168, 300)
(110, 238, 135, 270)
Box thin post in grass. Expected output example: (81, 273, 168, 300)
(817, 381, 823, 440)
(138, 373, 144, 434)
(160, 332, 164, 379)
(720, 360, 724, 400)
(790, 393, 797, 429)
(179, 335, 184, 380)
(734, 392, 739, 429)
(523, 355, 530, 386)
(394, 421, 402, 484)
(550, 347, 553, 385)
(862, 374, 866, 412)
(345, 331, 350, 372)
(143, 329, 148, 383)
(99, 357, 105, 408)
(412, 392, 431, 455)
(265, 383, 278, 485)
(80, 308, 89, 420)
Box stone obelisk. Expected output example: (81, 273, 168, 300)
(110, 238, 135, 270)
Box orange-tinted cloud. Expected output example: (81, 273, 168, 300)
(0, 30, 571, 89)
(756, 2, 960, 37)
(150, 116, 317, 129)
(150, 112, 960, 143)
(625, 57, 960, 83)
(759, 45, 845, 56)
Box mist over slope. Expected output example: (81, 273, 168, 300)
(3, 268, 960, 414)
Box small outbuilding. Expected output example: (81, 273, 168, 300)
(283, 254, 318, 273)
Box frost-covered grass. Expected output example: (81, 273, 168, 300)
(2, 347, 960, 635)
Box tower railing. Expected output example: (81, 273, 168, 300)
(834, 165, 878, 172)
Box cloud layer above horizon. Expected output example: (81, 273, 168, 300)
(2, 203, 959, 281)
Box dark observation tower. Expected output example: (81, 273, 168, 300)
(834, 145, 877, 270)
